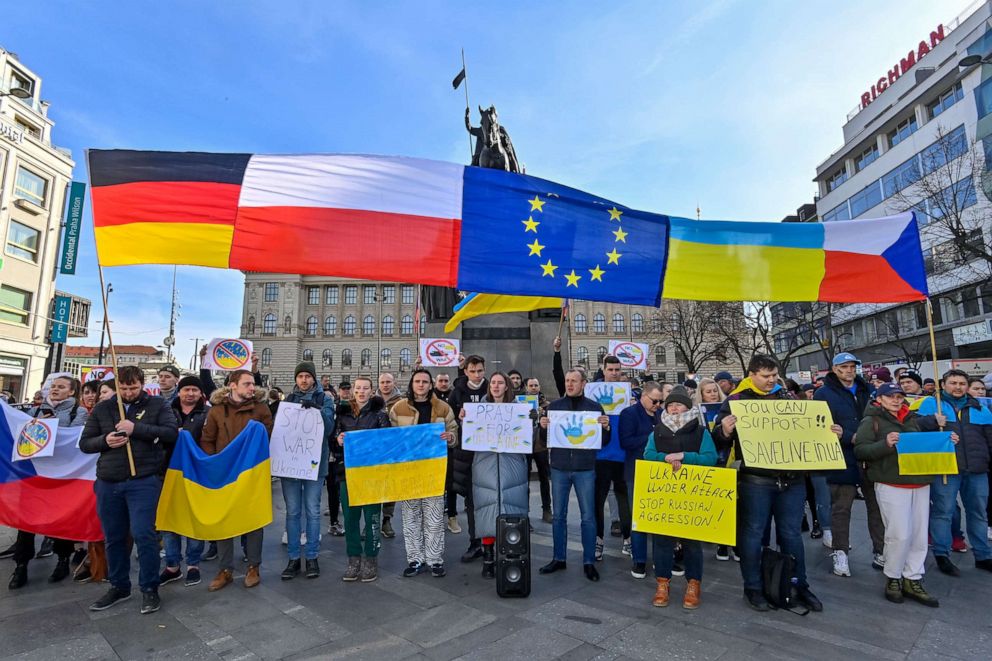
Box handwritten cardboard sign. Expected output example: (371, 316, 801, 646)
(608, 340, 649, 369)
(729, 399, 844, 470)
(461, 403, 532, 453)
(202, 338, 253, 371)
(419, 338, 460, 367)
(547, 410, 602, 450)
(584, 382, 632, 415)
(631, 460, 736, 545)
(516, 394, 539, 411)
(269, 402, 324, 481)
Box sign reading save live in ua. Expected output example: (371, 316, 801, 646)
(859, 24, 946, 110)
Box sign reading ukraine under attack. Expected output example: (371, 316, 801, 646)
(631, 461, 737, 546)
(730, 399, 844, 470)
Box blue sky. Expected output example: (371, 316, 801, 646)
(7, 0, 966, 367)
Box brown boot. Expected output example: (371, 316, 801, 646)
(683, 579, 701, 610)
(652, 577, 670, 607)
(208, 569, 233, 592)
(244, 565, 261, 588)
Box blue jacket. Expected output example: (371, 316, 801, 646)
(543, 395, 606, 472)
(643, 422, 718, 467)
(618, 400, 657, 484)
(916, 394, 992, 474)
(813, 372, 870, 485)
(284, 385, 335, 480)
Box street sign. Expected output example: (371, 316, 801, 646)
(59, 182, 86, 275)
(49, 295, 71, 344)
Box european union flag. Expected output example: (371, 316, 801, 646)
(457, 167, 669, 306)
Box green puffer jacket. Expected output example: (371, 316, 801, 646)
(853, 402, 932, 485)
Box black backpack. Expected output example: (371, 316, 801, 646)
(761, 547, 809, 615)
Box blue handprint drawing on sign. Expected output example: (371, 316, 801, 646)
(588, 384, 625, 414)
(558, 414, 596, 447)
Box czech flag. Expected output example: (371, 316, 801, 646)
(156, 421, 272, 539)
(344, 423, 447, 506)
(0, 402, 101, 541)
(897, 432, 958, 475)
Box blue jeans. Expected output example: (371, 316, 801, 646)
(282, 477, 324, 560)
(654, 536, 702, 581)
(95, 475, 162, 593)
(810, 475, 831, 530)
(930, 473, 991, 560)
(739, 478, 808, 591)
(626, 479, 647, 564)
(551, 468, 596, 564)
(163, 532, 204, 568)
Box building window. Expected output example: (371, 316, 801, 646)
(342, 349, 352, 368)
(361, 348, 372, 368)
(854, 143, 879, 173)
(822, 201, 851, 222)
(382, 285, 396, 304)
(247, 316, 256, 334)
(632, 313, 644, 333)
(400, 348, 412, 368)
(324, 315, 337, 335)
(401, 285, 415, 304)
(380, 348, 391, 369)
(593, 313, 606, 334)
(343, 315, 356, 336)
(613, 313, 625, 334)
(305, 286, 318, 305)
(264, 283, 278, 302)
(920, 125, 967, 174)
(263, 313, 276, 335)
(261, 348, 272, 367)
(303, 349, 313, 361)
(881, 156, 921, 198)
(9, 69, 34, 99)
(927, 82, 964, 119)
(0, 284, 32, 325)
(577, 346, 589, 368)
(344, 286, 357, 304)
(363, 314, 375, 335)
(657, 346, 667, 365)
(305, 316, 317, 335)
(325, 286, 338, 305)
(5, 220, 40, 262)
(363, 285, 376, 305)
(382, 315, 394, 336)
(887, 115, 918, 148)
(14, 167, 47, 207)
(421, 314, 426, 336)
(848, 180, 883, 217)
(597, 346, 608, 364)
(401, 315, 413, 336)
(322, 349, 333, 367)
(574, 313, 587, 334)
(826, 167, 848, 192)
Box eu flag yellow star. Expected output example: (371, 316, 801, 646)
(565, 270, 581, 287)
(588, 265, 605, 282)
(529, 196, 546, 212)
(522, 217, 540, 233)
(606, 248, 622, 265)
(612, 227, 628, 243)
(540, 259, 558, 277)
(527, 239, 545, 256)
(608, 207, 623, 221)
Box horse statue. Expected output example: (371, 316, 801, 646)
(466, 105, 521, 173)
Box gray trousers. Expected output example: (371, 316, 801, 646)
(829, 470, 885, 555)
(218, 528, 264, 571)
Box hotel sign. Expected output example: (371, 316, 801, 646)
(860, 25, 946, 110)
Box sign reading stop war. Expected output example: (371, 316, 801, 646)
(631, 461, 736, 546)
(729, 399, 844, 470)
(270, 402, 324, 481)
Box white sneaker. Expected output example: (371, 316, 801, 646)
(831, 550, 851, 577)
(447, 517, 461, 534)
(595, 537, 604, 562)
(281, 531, 288, 545)
(822, 530, 833, 549)
(621, 538, 631, 556)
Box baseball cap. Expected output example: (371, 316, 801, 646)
(876, 383, 904, 397)
(832, 352, 861, 366)
(714, 371, 733, 382)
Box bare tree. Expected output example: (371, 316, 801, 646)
(710, 301, 832, 374)
(645, 300, 728, 374)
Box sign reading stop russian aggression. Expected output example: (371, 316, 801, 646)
(270, 402, 324, 481)
(461, 403, 531, 453)
(419, 338, 459, 367)
(631, 460, 736, 546)
(729, 399, 844, 470)
(202, 338, 253, 371)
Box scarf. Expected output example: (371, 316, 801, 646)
(659, 408, 698, 433)
(730, 376, 783, 397)
(941, 391, 968, 413)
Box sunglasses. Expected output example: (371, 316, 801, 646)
(648, 398, 664, 406)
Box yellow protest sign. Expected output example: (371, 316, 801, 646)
(631, 460, 736, 546)
(729, 399, 844, 470)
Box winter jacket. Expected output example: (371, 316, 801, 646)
(813, 372, 870, 485)
(618, 400, 658, 484)
(542, 395, 607, 472)
(713, 384, 804, 480)
(198, 368, 263, 400)
(389, 395, 458, 441)
(643, 418, 717, 467)
(282, 385, 335, 480)
(853, 402, 931, 485)
(80, 392, 179, 482)
(27, 396, 88, 428)
(379, 390, 403, 412)
(915, 394, 992, 474)
(447, 375, 489, 497)
(552, 350, 566, 397)
(199, 387, 273, 456)
(332, 396, 390, 482)
(166, 396, 209, 473)
(472, 451, 529, 538)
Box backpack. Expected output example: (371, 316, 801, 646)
(761, 547, 809, 615)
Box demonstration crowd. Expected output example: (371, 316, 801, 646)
(3, 341, 992, 618)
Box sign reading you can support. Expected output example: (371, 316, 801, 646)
(270, 402, 324, 481)
(631, 460, 736, 546)
(729, 399, 844, 470)
(462, 403, 532, 453)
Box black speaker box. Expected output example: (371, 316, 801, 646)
(496, 514, 530, 598)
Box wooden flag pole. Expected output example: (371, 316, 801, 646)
(97, 264, 136, 477)
(557, 302, 568, 339)
(925, 298, 942, 419)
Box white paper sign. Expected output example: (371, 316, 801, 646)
(548, 411, 602, 450)
(461, 402, 532, 453)
(608, 340, 649, 369)
(419, 338, 460, 367)
(202, 338, 253, 371)
(11, 417, 59, 462)
(584, 382, 632, 415)
(143, 383, 161, 396)
(270, 402, 324, 480)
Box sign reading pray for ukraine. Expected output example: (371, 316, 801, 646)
(201, 338, 253, 371)
(461, 403, 531, 453)
(547, 411, 602, 450)
(730, 399, 844, 470)
(270, 402, 324, 481)
(608, 340, 648, 369)
(584, 382, 632, 415)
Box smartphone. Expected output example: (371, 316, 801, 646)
(111, 431, 127, 438)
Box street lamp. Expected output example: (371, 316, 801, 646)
(959, 54, 992, 67)
(0, 88, 31, 99)
(97, 282, 113, 364)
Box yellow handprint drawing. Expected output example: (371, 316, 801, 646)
(559, 414, 596, 446)
(589, 384, 626, 414)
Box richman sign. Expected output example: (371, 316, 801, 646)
(860, 24, 946, 110)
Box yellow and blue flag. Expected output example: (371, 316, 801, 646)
(897, 432, 958, 476)
(156, 420, 273, 539)
(444, 292, 562, 333)
(344, 422, 447, 506)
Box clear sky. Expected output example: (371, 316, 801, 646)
(6, 0, 970, 368)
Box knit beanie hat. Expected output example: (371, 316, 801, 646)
(664, 386, 693, 410)
(176, 375, 204, 392)
(899, 370, 923, 388)
(295, 361, 317, 380)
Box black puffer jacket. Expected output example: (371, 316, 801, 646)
(542, 395, 606, 472)
(714, 386, 804, 480)
(80, 392, 179, 482)
(166, 396, 209, 474)
(332, 396, 390, 482)
(447, 375, 488, 497)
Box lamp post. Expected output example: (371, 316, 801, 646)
(0, 88, 31, 99)
(97, 282, 113, 364)
(959, 54, 992, 67)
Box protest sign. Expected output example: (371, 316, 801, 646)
(143, 383, 161, 397)
(344, 423, 447, 506)
(698, 403, 722, 432)
(608, 340, 649, 369)
(419, 338, 459, 367)
(631, 460, 736, 545)
(81, 365, 114, 383)
(462, 403, 532, 453)
(202, 338, 253, 371)
(548, 410, 602, 450)
(729, 399, 844, 470)
(269, 402, 324, 480)
(516, 394, 539, 411)
(11, 417, 58, 462)
(897, 432, 958, 475)
(584, 382, 632, 415)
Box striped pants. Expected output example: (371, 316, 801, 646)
(402, 495, 445, 565)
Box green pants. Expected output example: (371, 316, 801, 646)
(340, 482, 382, 557)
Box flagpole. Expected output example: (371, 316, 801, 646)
(557, 301, 567, 339)
(462, 49, 473, 162)
(925, 298, 943, 424)
(97, 264, 136, 477)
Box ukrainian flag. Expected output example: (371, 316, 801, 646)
(897, 432, 958, 476)
(156, 421, 273, 539)
(344, 422, 447, 506)
(444, 293, 562, 333)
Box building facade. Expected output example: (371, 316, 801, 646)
(64, 345, 178, 382)
(0, 47, 75, 400)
